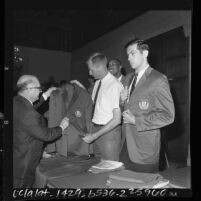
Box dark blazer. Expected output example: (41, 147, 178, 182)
(13, 95, 62, 188)
(46, 84, 93, 156)
(33, 94, 45, 109)
(119, 74, 126, 85)
(66, 84, 93, 155)
(122, 67, 175, 166)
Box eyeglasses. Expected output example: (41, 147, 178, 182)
(26, 87, 42, 91)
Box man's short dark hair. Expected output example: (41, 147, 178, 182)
(110, 58, 122, 66)
(125, 39, 149, 53)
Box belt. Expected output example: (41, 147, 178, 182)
(93, 123, 105, 127)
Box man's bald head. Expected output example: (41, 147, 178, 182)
(16, 75, 39, 93)
(16, 75, 42, 102)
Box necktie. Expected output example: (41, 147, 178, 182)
(129, 72, 138, 95)
(91, 80, 102, 119)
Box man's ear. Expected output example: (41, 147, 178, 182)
(143, 50, 149, 58)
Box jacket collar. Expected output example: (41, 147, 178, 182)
(16, 95, 33, 107)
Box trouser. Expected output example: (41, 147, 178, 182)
(119, 123, 125, 153)
(120, 137, 159, 173)
(13, 175, 35, 188)
(92, 124, 121, 161)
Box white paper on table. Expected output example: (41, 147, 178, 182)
(91, 160, 124, 170)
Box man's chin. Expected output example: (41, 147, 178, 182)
(35, 96, 39, 102)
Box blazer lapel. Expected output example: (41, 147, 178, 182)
(128, 72, 135, 87)
(18, 95, 33, 109)
(133, 66, 153, 94)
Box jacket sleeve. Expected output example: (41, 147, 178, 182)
(23, 110, 62, 141)
(33, 95, 45, 109)
(135, 76, 175, 132)
(85, 96, 93, 133)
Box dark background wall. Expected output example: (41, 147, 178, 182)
(71, 11, 191, 87)
(147, 27, 190, 163)
(15, 46, 71, 84)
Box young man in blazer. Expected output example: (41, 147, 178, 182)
(120, 39, 175, 173)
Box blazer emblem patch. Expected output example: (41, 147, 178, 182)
(139, 100, 149, 110)
(75, 110, 82, 117)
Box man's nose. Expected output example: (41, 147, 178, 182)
(128, 54, 132, 61)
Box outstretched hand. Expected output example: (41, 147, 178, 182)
(70, 80, 86, 89)
(60, 117, 69, 132)
(43, 87, 57, 98)
(122, 109, 136, 124)
(82, 133, 97, 143)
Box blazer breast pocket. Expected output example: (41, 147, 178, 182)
(135, 94, 155, 115)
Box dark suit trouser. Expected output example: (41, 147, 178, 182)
(13, 175, 35, 188)
(92, 124, 121, 161)
(120, 137, 159, 173)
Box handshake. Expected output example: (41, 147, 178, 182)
(59, 117, 69, 132)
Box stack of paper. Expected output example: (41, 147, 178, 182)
(88, 159, 124, 174)
(107, 169, 169, 188)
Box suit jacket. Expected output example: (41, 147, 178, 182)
(33, 94, 45, 109)
(122, 67, 175, 165)
(119, 74, 126, 85)
(13, 95, 62, 188)
(46, 84, 93, 156)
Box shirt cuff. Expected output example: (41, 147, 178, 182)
(42, 93, 48, 101)
(59, 125, 65, 132)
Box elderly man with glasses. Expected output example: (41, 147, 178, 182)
(13, 75, 69, 188)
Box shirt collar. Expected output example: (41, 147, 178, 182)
(18, 94, 33, 105)
(118, 75, 122, 81)
(25, 97, 33, 105)
(100, 72, 112, 83)
(137, 65, 149, 77)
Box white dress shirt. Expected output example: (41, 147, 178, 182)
(92, 72, 123, 125)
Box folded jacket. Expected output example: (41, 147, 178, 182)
(89, 166, 125, 174)
(109, 169, 163, 183)
(107, 177, 169, 188)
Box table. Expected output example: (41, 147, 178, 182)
(47, 167, 191, 188)
(34, 155, 100, 188)
(35, 155, 191, 189)
(47, 171, 113, 188)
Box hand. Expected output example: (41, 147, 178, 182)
(122, 109, 136, 124)
(44, 111, 49, 119)
(60, 117, 69, 131)
(43, 87, 57, 98)
(120, 86, 129, 103)
(70, 80, 86, 89)
(82, 133, 97, 143)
